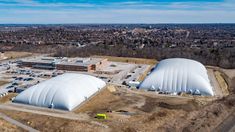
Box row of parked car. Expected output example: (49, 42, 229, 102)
(9, 68, 64, 78)
(0, 92, 8, 98)
(12, 76, 34, 81)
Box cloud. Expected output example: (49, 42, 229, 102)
(0, 8, 234, 24)
(0, 0, 233, 10)
(0, 1, 94, 8)
(0, 0, 234, 23)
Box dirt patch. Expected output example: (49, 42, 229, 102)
(139, 97, 200, 112)
(0, 110, 107, 132)
(0, 80, 9, 86)
(0, 117, 25, 132)
(3, 51, 32, 60)
(76, 86, 142, 116)
(0, 85, 229, 131)
(75, 87, 122, 114)
(93, 55, 157, 65)
(0, 93, 17, 104)
(209, 66, 235, 93)
(223, 94, 235, 108)
(76, 86, 202, 131)
(145, 111, 167, 122)
(137, 65, 154, 81)
(159, 94, 235, 132)
(214, 71, 229, 96)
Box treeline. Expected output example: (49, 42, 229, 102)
(1, 43, 234, 68)
(0, 44, 235, 68)
(53, 44, 235, 69)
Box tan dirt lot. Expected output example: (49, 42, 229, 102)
(0, 117, 25, 132)
(0, 85, 234, 132)
(3, 51, 32, 60)
(93, 55, 157, 65)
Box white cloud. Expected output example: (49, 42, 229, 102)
(0, 0, 235, 23)
(0, 8, 234, 24)
(0, 0, 234, 10)
(0, 2, 94, 7)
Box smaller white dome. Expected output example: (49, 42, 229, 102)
(138, 58, 213, 96)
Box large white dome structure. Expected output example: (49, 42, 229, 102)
(13, 73, 106, 111)
(138, 58, 213, 96)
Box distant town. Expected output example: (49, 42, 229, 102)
(0, 24, 234, 132)
(0, 24, 234, 68)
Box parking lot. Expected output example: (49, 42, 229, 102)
(0, 55, 151, 99)
(90, 61, 150, 85)
(0, 66, 51, 97)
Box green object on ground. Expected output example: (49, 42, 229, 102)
(96, 113, 107, 119)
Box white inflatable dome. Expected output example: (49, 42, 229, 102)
(13, 73, 106, 111)
(138, 58, 213, 96)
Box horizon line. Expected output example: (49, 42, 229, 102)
(0, 23, 235, 25)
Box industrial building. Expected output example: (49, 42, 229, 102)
(20, 57, 108, 72)
(138, 58, 214, 96)
(13, 73, 106, 111)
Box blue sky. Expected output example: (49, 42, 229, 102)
(0, 0, 234, 24)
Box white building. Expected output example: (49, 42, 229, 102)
(13, 73, 106, 111)
(138, 58, 213, 96)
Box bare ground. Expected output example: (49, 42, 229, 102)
(0, 117, 25, 132)
(75, 86, 219, 132)
(3, 51, 33, 60)
(93, 55, 157, 65)
(0, 66, 233, 131)
(0, 80, 9, 86)
(0, 93, 17, 104)
(0, 109, 108, 132)
(0, 84, 234, 132)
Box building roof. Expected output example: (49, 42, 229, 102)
(13, 73, 106, 111)
(138, 58, 213, 96)
(57, 57, 105, 67)
(22, 57, 105, 67)
(22, 57, 62, 64)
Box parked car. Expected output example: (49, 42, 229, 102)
(6, 85, 14, 89)
(23, 78, 34, 81)
(12, 82, 18, 86)
(15, 77, 23, 81)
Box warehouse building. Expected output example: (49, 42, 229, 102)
(21, 57, 60, 70)
(20, 57, 108, 72)
(56, 57, 108, 72)
(138, 58, 214, 96)
(13, 73, 106, 111)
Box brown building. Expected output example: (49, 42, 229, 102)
(56, 58, 108, 72)
(20, 57, 58, 70)
(21, 57, 108, 72)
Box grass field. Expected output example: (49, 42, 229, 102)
(2, 51, 32, 60)
(214, 71, 229, 96)
(93, 55, 157, 65)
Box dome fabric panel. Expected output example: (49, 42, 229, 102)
(138, 58, 213, 96)
(13, 73, 106, 111)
